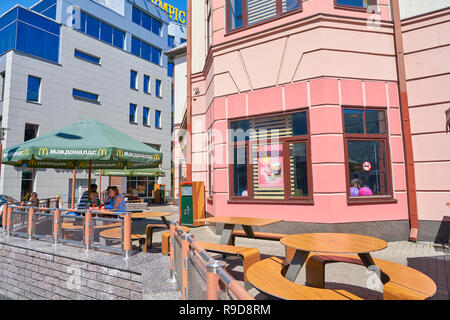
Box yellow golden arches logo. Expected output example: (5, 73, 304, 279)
(23, 149, 30, 156)
(29, 159, 37, 166)
(116, 149, 124, 158)
(98, 148, 108, 157)
(116, 162, 124, 168)
(38, 147, 49, 156)
(79, 162, 87, 168)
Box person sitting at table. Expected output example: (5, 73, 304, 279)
(27, 192, 39, 207)
(85, 191, 101, 208)
(104, 186, 126, 212)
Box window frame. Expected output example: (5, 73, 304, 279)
(130, 70, 138, 90)
(342, 106, 396, 205)
(26, 75, 41, 103)
(155, 79, 162, 97)
(334, 0, 379, 12)
(72, 88, 99, 104)
(143, 106, 150, 126)
(129, 103, 138, 124)
(228, 109, 313, 205)
(225, 0, 303, 34)
(155, 109, 162, 129)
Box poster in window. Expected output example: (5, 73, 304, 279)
(258, 144, 284, 189)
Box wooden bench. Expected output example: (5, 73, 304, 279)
(247, 256, 363, 300)
(196, 241, 260, 282)
(305, 254, 437, 300)
(99, 227, 146, 251)
(161, 226, 191, 256)
(145, 223, 169, 251)
(61, 222, 121, 231)
(230, 230, 295, 260)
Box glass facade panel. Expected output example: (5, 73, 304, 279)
(155, 110, 161, 128)
(151, 46, 161, 65)
(40, 5, 57, 20)
(86, 14, 100, 38)
(289, 142, 308, 197)
(143, 107, 149, 125)
(31, 0, 56, 14)
(168, 61, 174, 77)
(129, 104, 137, 123)
(233, 146, 247, 196)
(144, 75, 150, 94)
(344, 109, 364, 134)
(132, 6, 141, 25)
(27, 76, 41, 102)
(0, 22, 17, 56)
(74, 49, 100, 64)
(142, 12, 151, 31)
(0, 8, 18, 30)
(100, 22, 113, 44)
(113, 28, 124, 49)
(155, 79, 161, 97)
(131, 37, 141, 56)
(366, 110, 386, 134)
(229, 0, 243, 29)
(141, 42, 151, 61)
(336, 0, 372, 8)
(130, 70, 138, 89)
(18, 7, 59, 35)
(73, 89, 99, 102)
(168, 36, 175, 48)
(347, 140, 388, 196)
(152, 18, 162, 36)
(292, 112, 308, 136)
(16, 22, 59, 63)
(282, 0, 299, 12)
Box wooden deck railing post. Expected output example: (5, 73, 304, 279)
(27, 207, 35, 241)
(84, 210, 92, 251)
(6, 206, 12, 237)
(123, 213, 132, 259)
(53, 210, 61, 245)
(2, 204, 8, 233)
(181, 232, 191, 300)
(206, 260, 226, 300)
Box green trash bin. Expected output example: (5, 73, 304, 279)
(180, 183, 193, 226)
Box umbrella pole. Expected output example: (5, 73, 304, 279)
(88, 160, 92, 197)
(71, 169, 76, 209)
(99, 170, 102, 201)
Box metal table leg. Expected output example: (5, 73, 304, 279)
(284, 250, 310, 282)
(220, 223, 235, 245)
(358, 253, 390, 285)
(161, 216, 170, 229)
(242, 225, 255, 238)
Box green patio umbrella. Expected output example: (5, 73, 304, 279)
(2, 119, 163, 207)
(95, 168, 166, 177)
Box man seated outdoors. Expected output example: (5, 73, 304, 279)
(78, 184, 97, 209)
(85, 191, 102, 209)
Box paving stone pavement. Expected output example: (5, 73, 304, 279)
(142, 206, 448, 300)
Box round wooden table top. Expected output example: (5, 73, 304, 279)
(280, 233, 388, 254)
(128, 211, 173, 219)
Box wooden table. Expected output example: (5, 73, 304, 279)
(195, 216, 282, 245)
(127, 211, 172, 228)
(280, 233, 388, 282)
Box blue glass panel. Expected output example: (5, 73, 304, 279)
(142, 12, 151, 31)
(27, 76, 40, 102)
(86, 15, 100, 39)
(0, 22, 17, 56)
(129, 104, 137, 122)
(74, 50, 100, 64)
(143, 107, 149, 125)
(132, 6, 141, 25)
(292, 112, 307, 136)
(41, 5, 57, 20)
(141, 42, 151, 61)
(155, 110, 161, 128)
(31, 0, 56, 13)
(229, 0, 243, 29)
(144, 75, 150, 93)
(0, 8, 18, 30)
(130, 70, 137, 89)
(336, 0, 365, 7)
(18, 7, 59, 35)
(73, 89, 98, 102)
(168, 62, 174, 77)
(131, 37, 140, 56)
(151, 18, 162, 36)
(100, 22, 113, 44)
(151, 46, 161, 65)
(180, 38, 186, 44)
(16, 22, 59, 63)
(113, 28, 124, 49)
(283, 0, 299, 12)
(74, 11, 86, 33)
(168, 36, 174, 48)
(155, 80, 161, 97)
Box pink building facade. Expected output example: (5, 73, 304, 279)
(173, 0, 450, 241)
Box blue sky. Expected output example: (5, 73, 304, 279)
(0, 0, 187, 17)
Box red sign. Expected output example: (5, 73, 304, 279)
(362, 161, 372, 172)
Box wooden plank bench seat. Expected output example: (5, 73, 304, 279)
(145, 223, 169, 251)
(196, 241, 260, 282)
(230, 230, 295, 259)
(61, 222, 121, 231)
(161, 226, 191, 255)
(99, 226, 155, 251)
(305, 254, 437, 300)
(247, 256, 363, 300)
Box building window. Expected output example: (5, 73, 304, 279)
(155, 110, 162, 128)
(75, 11, 125, 49)
(129, 103, 137, 123)
(155, 79, 162, 97)
(343, 108, 391, 201)
(227, 0, 301, 31)
(24, 123, 39, 141)
(229, 111, 311, 202)
(168, 35, 175, 48)
(144, 75, 151, 94)
(132, 6, 163, 37)
(131, 36, 162, 66)
(130, 70, 138, 90)
(21, 170, 34, 201)
(127, 176, 155, 198)
(0, 72, 5, 101)
(72, 89, 99, 103)
(26, 75, 41, 103)
(180, 38, 186, 44)
(168, 61, 174, 77)
(74, 49, 100, 64)
(143, 107, 150, 126)
(335, 0, 377, 9)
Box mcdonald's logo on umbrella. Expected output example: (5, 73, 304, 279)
(23, 148, 30, 156)
(38, 147, 49, 156)
(116, 149, 124, 158)
(29, 159, 37, 166)
(98, 148, 108, 156)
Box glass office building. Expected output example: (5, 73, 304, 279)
(0, 0, 185, 204)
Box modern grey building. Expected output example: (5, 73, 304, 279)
(0, 0, 185, 204)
